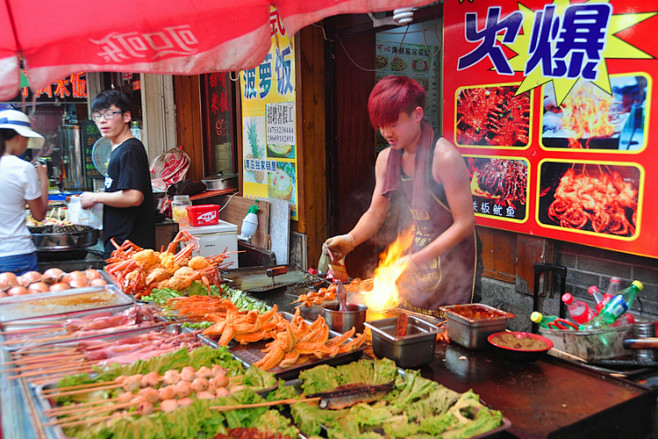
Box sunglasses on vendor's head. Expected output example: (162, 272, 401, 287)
(91, 110, 123, 122)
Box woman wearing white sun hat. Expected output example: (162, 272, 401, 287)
(0, 109, 49, 275)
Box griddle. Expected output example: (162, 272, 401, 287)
(219, 264, 320, 294)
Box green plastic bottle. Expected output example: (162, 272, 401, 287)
(579, 280, 643, 330)
(530, 312, 560, 329)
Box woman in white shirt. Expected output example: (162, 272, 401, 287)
(0, 109, 49, 275)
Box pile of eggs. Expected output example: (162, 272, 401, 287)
(0, 268, 107, 297)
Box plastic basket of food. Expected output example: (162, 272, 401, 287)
(185, 204, 219, 226)
(539, 325, 633, 361)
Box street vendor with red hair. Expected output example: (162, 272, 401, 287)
(325, 75, 481, 316)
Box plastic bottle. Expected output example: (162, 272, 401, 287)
(606, 277, 636, 326)
(579, 281, 643, 330)
(606, 277, 621, 296)
(591, 277, 620, 313)
(530, 312, 561, 329)
(588, 285, 612, 314)
(561, 293, 595, 324)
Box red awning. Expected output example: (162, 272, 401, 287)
(0, 0, 437, 100)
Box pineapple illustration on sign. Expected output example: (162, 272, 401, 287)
(244, 117, 265, 183)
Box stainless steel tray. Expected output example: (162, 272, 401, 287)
(0, 270, 118, 305)
(0, 305, 160, 351)
(440, 303, 515, 350)
(204, 312, 364, 380)
(0, 285, 133, 323)
(220, 265, 320, 294)
(365, 315, 440, 369)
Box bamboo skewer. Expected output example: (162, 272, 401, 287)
(42, 379, 117, 394)
(43, 397, 121, 415)
(210, 396, 321, 412)
(2, 333, 79, 345)
(45, 383, 122, 396)
(44, 401, 135, 426)
(8, 361, 97, 380)
(28, 368, 95, 386)
(1, 320, 66, 326)
(3, 349, 79, 366)
(14, 345, 78, 355)
(3, 357, 83, 374)
(57, 412, 127, 429)
(0, 326, 64, 336)
(548, 347, 587, 363)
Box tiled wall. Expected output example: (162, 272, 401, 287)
(554, 241, 658, 321)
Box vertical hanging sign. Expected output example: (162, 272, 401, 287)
(240, 6, 298, 220)
(443, 0, 658, 259)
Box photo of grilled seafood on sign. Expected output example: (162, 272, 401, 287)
(538, 162, 640, 237)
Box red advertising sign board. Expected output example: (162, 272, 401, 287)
(443, 0, 658, 259)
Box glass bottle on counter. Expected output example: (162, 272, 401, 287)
(579, 281, 643, 330)
(171, 195, 192, 223)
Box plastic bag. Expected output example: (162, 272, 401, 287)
(67, 197, 103, 230)
(150, 146, 190, 186)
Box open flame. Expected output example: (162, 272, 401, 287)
(360, 230, 414, 311)
(562, 82, 615, 148)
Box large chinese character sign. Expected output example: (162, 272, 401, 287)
(444, 0, 658, 258)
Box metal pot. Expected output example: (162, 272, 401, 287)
(201, 173, 238, 190)
(323, 302, 367, 333)
(30, 225, 99, 252)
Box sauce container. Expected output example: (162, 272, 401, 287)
(440, 303, 516, 350)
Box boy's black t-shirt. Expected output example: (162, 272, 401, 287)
(103, 138, 155, 258)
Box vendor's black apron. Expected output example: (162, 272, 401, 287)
(393, 146, 479, 317)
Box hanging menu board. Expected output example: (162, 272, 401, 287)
(443, 0, 658, 259)
(239, 6, 298, 220)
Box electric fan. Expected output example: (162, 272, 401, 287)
(91, 137, 112, 177)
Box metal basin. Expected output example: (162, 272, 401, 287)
(30, 225, 99, 252)
(323, 302, 367, 333)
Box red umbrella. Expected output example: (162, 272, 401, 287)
(0, 0, 436, 100)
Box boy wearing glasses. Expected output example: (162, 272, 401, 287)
(80, 90, 155, 259)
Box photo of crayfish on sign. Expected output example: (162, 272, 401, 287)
(456, 85, 530, 147)
(538, 162, 641, 238)
(466, 157, 528, 221)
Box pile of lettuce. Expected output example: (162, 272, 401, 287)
(293, 358, 503, 439)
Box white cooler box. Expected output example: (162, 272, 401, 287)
(183, 220, 239, 268)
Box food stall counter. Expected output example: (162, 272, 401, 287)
(423, 341, 657, 439)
